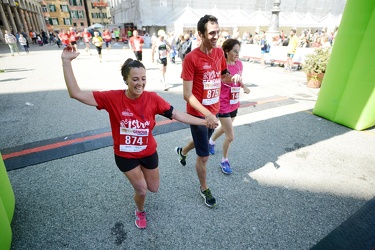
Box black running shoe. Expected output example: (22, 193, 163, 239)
(200, 188, 217, 207)
(175, 147, 187, 166)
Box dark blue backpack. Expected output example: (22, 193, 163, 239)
(265, 40, 270, 53)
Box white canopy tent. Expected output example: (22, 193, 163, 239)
(226, 8, 253, 27)
(163, 5, 202, 35)
(204, 6, 233, 28)
(298, 12, 321, 27)
(248, 9, 271, 26)
(88, 23, 104, 29)
(281, 11, 302, 27)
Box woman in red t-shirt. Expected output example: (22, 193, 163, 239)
(58, 29, 71, 47)
(61, 48, 212, 229)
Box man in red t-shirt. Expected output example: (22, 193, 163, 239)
(175, 15, 241, 208)
(68, 27, 78, 51)
(81, 28, 92, 54)
(129, 30, 144, 61)
(102, 29, 112, 50)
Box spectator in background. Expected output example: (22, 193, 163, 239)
(259, 33, 268, 68)
(102, 28, 112, 51)
(312, 37, 322, 48)
(41, 29, 48, 45)
(4, 30, 20, 56)
(169, 31, 178, 64)
(285, 28, 299, 72)
(114, 28, 120, 43)
(31, 30, 37, 44)
(248, 34, 254, 44)
(181, 33, 192, 61)
(253, 32, 260, 45)
(274, 35, 283, 46)
(176, 34, 185, 60)
(21, 31, 29, 48)
(232, 27, 240, 40)
(299, 37, 310, 48)
(15, 31, 21, 49)
(129, 30, 145, 61)
(18, 33, 29, 54)
(242, 31, 249, 43)
(151, 32, 157, 44)
(49, 30, 55, 44)
(321, 36, 331, 48)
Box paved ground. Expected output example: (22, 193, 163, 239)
(0, 42, 374, 249)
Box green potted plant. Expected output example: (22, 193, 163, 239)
(302, 47, 331, 88)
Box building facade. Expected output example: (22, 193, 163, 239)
(0, 0, 110, 42)
(107, 0, 346, 35)
(88, 0, 110, 27)
(41, 0, 110, 32)
(0, 0, 46, 41)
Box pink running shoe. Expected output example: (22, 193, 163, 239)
(135, 210, 147, 229)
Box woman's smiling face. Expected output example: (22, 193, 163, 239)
(227, 44, 241, 62)
(126, 67, 146, 98)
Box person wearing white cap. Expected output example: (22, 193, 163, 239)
(151, 29, 171, 91)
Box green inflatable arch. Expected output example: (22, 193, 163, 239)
(0, 152, 14, 250)
(313, 0, 375, 130)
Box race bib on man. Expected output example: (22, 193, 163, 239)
(202, 78, 220, 105)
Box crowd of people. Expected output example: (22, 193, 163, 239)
(240, 28, 336, 48)
(5, 19, 339, 230)
(3, 27, 124, 58)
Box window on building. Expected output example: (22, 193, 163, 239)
(78, 11, 84, 19)
(64, 18, 72, 25)
(80, 22, 84, 26)
(91, 12, 107, 19)
(49, 4, 56, 12)
(69, 0, 82, 6)
(70, 10, 84, 19)
(61, 5, 69, 12)
(73, 23, 77, 27)
(50, 18, 59, 25)
(70, 11, 77, 19)
(42, 6, 48, 12)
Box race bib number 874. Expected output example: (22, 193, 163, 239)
(119, 127, 149, 152)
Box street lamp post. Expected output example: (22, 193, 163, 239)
(267, 0, 281, 40)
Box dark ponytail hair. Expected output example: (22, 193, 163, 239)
(121, 58, 145, 81)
